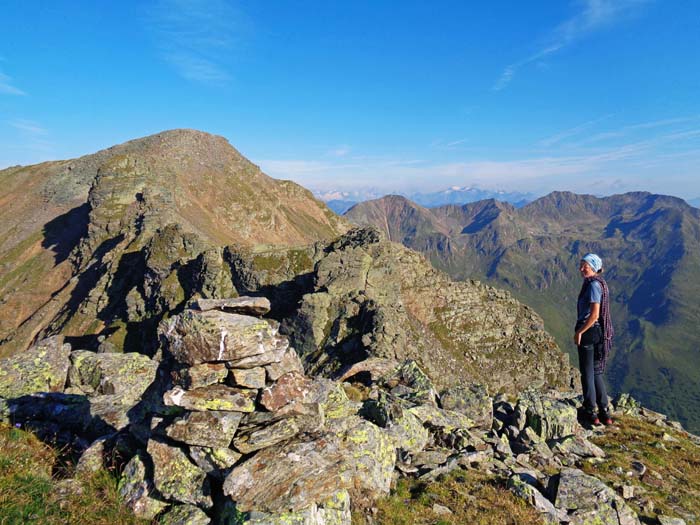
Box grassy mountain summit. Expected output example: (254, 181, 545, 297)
(346, 192, 700, 431)
(0, 129, 348, 357)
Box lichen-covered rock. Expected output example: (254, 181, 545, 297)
(159, 504, 211, 525)
(517, 391, 578, 441)
(260, 372, 313, 411)
(508, 473, 564, 524)
(231, 367, 267, 389)
(192, 296, 271, 316)
(147, 439, 213, 508)
(67, 350, 158, 402)
(440, 383, 492, 429)
(223, 437, 346, 513)
(162, 310, 282, 365)
(264, 346, 304, 382)
(232, 417, 303, 454)
(172, 363, 228, 389)
(388, 361, 439, 407)
(408, 405, 474, 433)
(554, 468, 641, 525)
(240, 490, 351, 525)
(76, 435, 109, 475)
(118, 453, 169, 520)
(550, 434, 605, 459)
(338, 418, 396, 497)
(165, 411, 242, 448)
(163, 385, 257, 412)
(189, 446, 241, 479)
(0, 336, 71, 398)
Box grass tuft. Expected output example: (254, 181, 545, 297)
(0, 423, 148, 525)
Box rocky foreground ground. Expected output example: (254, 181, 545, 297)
(1, 296, 698, 525)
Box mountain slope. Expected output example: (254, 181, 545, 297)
(0, 130, 348, 357)
(346, 192, 700, 431)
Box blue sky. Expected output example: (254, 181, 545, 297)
(2, 1, 700, 199)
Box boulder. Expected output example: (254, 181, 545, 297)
(386, 410, 430, 455)
(165, 411, 242, 448)
(147, 439, 213, 508)
(550, 435, 605, 459)
(159, 504, 211, 525)
(440, 383, 492, 429)
(408, 405, 474, 433)
(162, 310, 281, 365)
(240, 490, 351, 525)
(226, 339, 289, 369)
(118, 453, 169, 520)
(517, 391, 578, 441)
(76, 435, 109, 475)
(338, 418, 396, 497)
(67, 350, 158, 402)
(554, 468, 641, 525)
(223, 437, 346, 513)
(0, 336, 71, 398)
(508, 473, 565, 524)
(192, 296, 271, 316)
(163, 385, 257, 412)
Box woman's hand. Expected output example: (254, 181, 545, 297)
(574, 332, 582, 346)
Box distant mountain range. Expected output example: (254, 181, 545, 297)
(316, 187, 534, 214)
(346, 192, 700, 431)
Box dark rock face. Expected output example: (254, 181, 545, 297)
(279, 228, 575, 395)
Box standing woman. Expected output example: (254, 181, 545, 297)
(574, 253, 614, 426)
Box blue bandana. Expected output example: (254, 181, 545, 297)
(582, 253, 602, 272)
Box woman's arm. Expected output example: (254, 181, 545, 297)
(574, 302, 601, 346)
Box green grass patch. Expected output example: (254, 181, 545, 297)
(352, 468, 545, 525)
(582, 414, 700, 521)
(0, 423, 147, 525)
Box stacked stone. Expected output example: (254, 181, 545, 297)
(119, 297, 307, 518)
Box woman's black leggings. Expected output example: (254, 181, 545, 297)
(578, 342, 609, 415)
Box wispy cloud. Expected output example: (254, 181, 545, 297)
(256, 122, 700, 197)
(9, 119, 47, 135)
(538, 115, 613, 147)
(494, 0, 647, 91)
(327, 145, 351, 157)
(0, 71, 26, 96)
(146, 0, 247, 84)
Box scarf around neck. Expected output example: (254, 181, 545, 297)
(579, 274, 614, 373)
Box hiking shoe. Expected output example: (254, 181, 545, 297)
(591, 416, 601, 426)
(600, 413, 613, 426)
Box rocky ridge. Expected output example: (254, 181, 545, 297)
(2, 298, 698, 524)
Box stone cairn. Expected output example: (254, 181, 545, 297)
(3, 296, 699, 524)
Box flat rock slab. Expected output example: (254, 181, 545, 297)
(147, 439, 213, 508)
(264, 347, 304, 382)
(233, 417, 302, 454)
(408, 405, 474, 432)
(172, 362, 228, 389)
(260, 372, 314, 411)
(0, 336, 71, 398)
(68, 350, 158, 401)
(165, 410, 243, 448)
(192, 296, 271, 316)
(231, 367, 266, 389)
(163, 385, 257, 412)
(163, 310, 283, 365)
(223, 437, 346, 513)
(555, 468, 640, 525)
